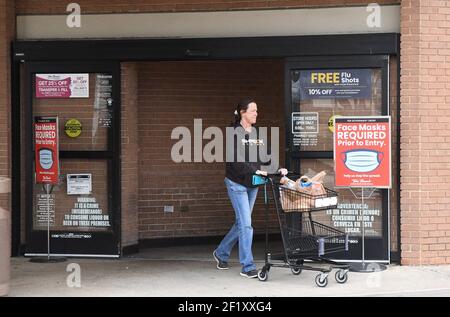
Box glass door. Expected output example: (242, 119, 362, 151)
(285, 56, 390, 262)
(24, 61, 121, 257)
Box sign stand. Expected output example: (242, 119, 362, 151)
(31, 116, 65, 263)
(30, 184, 66, 263)
(348, 187, 386, 273)
(334, 116, 391, 271)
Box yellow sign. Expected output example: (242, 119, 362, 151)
(65, 119, 82, 138)
(328, 115, 342, 133)
(311, 72, 340, 84)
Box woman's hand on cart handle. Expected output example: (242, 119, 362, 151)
(256, 169, 288, 178)
(255, 169, 295, 178)
(285, 170, 301, 176)
(255, 170, 268, 176)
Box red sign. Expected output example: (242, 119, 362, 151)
(35, 74, 89, 98)
(334, 116, 391, 188)
(35, 117, 59, 184)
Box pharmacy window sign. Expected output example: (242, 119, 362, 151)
(299, 69, 372, 100)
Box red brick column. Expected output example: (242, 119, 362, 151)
(0, 0, 15, 214)
(121, 63, 139, 249)
(400, 0, 450, 265)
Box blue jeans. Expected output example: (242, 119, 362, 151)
(216, 177, 259, 273)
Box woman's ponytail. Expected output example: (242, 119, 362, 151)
(233, 109, 240, 125)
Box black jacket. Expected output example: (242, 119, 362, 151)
(225, 123, 273, 188)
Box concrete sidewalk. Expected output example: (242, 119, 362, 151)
(8, 243, 450, 297)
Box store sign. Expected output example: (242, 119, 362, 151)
(36, 74, 89, 98)
(35, 194, 55, 227)
(67, 174, 92, 195)
(334, 116, 391, 188)
(299, 69, 372, 99)
(292, 112, 319, 147)
(63, 197, 110, 228)
(328, 115, 342, 133)
(35, 117, 59, 184)
(65, 119, 82, 138)
(292, 112, 318, 134)
(326, 202, 382, 238)
(95, 74, 113, 128)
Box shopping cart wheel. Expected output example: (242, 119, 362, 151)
(291, 267, 302, 275)
(258, 269, 269, 282)
(335, 270, 348, 284)
(315, 274, 328, 288)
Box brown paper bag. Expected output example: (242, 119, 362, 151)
(310, 171, 326, 183)
(280, 171, 327, 212)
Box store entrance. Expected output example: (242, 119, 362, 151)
(11, 34, 399, 259)
(285, 56, 391, 262)
(23, 61, 121, 257)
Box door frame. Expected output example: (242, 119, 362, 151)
(284, 55, 391, 262)
(22, 61, 121, 257)
(11, 33, 400, 258)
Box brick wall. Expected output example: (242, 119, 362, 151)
(9, 0, 450, 265)
(136, 60, 284, 239)
(400, 0, 450, 265)
(0, 0, 15, 208)
(121, 63, 139, 247)
(16, 0, 400, 15)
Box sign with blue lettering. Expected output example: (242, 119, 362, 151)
(299, 69, 372, 99)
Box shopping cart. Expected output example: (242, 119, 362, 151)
(253, 172, 349, 287)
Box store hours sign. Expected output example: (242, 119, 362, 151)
(292, 112, 319, 147)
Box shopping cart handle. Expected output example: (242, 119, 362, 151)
(271, 171, 300, 177)
(257, 170, 300, 178)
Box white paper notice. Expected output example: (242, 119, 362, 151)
(67, 174, 92, 195)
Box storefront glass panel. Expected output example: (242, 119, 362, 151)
(286, 57, 390, 261)
(24, 63, 120, 257)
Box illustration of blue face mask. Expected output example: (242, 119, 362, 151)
(39, 149, 54, 170)
(341, 149, 383, 173)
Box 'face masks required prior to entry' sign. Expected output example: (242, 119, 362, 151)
(35, 117, 59, 184)
(334, 116, 391, 188)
